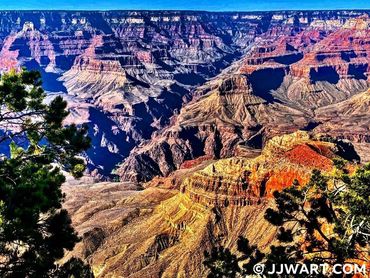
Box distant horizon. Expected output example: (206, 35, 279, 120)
(1, 0, 369, 12)
(1, 8, 369, 13)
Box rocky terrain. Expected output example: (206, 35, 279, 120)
(0, 10, 368, 178)
(315, 88, 370, 162)
(119, 15, 370, 182)
(0, 10, 268, 177)
(1, 10, 369, 277)
(63, 131, 360, 277)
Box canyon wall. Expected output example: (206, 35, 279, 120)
(63, 132, 358, 277)
(0, 10, 368, 178)
(118, 14, 370, 182)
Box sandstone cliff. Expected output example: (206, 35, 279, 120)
(64, 132, 356, 277)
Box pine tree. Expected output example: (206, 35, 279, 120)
(0, 70, 92, 277)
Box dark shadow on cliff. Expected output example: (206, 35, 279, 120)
(274, 52, 303, 65)
(335, 140, 361, 163)
(249, 68, 285, 103)
(301, 121, 322, 131)
(310, 67, 340, 84)
(349, 64, 367, 80)
(132, 86, 189, 139)
(24, 60, 68, 93)
(86, 107, 135, 177)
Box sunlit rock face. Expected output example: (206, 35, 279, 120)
(63, 131, 358, 277)
(0, 10, 368, 178)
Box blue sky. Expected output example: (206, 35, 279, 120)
(0, 0, 369, 11)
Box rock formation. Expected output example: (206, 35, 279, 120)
(0, 10, 262, 176)
(0, 10, 368, 178)
(63, 132, 356, 277)
(315, 88, 370, 162)
(119, 15, 370, 182)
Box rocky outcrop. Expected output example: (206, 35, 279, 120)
(118, 63, 368, 182)
(64, 181, 276, 277)
(118, 74, 312, 182)
(0, 34, 19, 71)
(290, 28, 370, 82)
(315, 89, 370, 140)
(181, 132, 337, 207)
(63, 132, 356, 277)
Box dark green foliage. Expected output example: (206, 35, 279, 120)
(203, 237, 264, 277)
(332, 158, 346, 171)
(203, 247, 239, 278)
(52, 258, 94, 278)
(0, 70, 92, 277)
(237, 237, 265, 275)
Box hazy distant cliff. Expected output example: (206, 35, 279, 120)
(0, 10, 368, 178)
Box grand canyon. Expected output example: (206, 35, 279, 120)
(0, 9, 369, 277)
